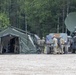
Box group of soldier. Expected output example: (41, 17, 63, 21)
(52, 35, 65, 54)
(36, 34, 70, 54)
(39, 35, 68, 54)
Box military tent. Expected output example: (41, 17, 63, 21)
(0, 27, 37, 54)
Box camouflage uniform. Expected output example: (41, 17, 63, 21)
(60, 37, 65, 54)
(53, 37, 58, 54)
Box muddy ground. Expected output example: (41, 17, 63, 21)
(0, 54, 76, 75)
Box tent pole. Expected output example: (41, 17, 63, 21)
(0, 38, 2, 54)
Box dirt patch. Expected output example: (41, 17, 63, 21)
(0, 54, 76, 75)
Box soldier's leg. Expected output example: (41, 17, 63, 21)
(53, 46, 57, 54)
(65, 45, 68, 54)
(61, 45, 64, 54)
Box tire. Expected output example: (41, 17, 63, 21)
(47, 47, 50, 54)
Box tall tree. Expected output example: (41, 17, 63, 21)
(0, 0, 76, 37)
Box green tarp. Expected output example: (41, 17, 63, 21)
(0, 27, 37, 54)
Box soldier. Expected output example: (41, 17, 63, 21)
(42, 37, 45, 53)
(53, 35, 58, 54)
(60, 37, 65, 54)
(40, 37, 45, 53)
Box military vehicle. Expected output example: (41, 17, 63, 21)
(65, 12, 76, 53)
(45, 33, 67, 54)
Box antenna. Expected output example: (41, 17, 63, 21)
(57, 17, 59, 33)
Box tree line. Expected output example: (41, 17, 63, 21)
(0, 0, 76, 38)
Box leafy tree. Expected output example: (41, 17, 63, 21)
(0, 13, 10, 29)
(0, 0, 76, 37)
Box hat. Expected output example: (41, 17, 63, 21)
(53, 35, 56, 38)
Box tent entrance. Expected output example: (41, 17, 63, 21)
(1, 35, 20, 54)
